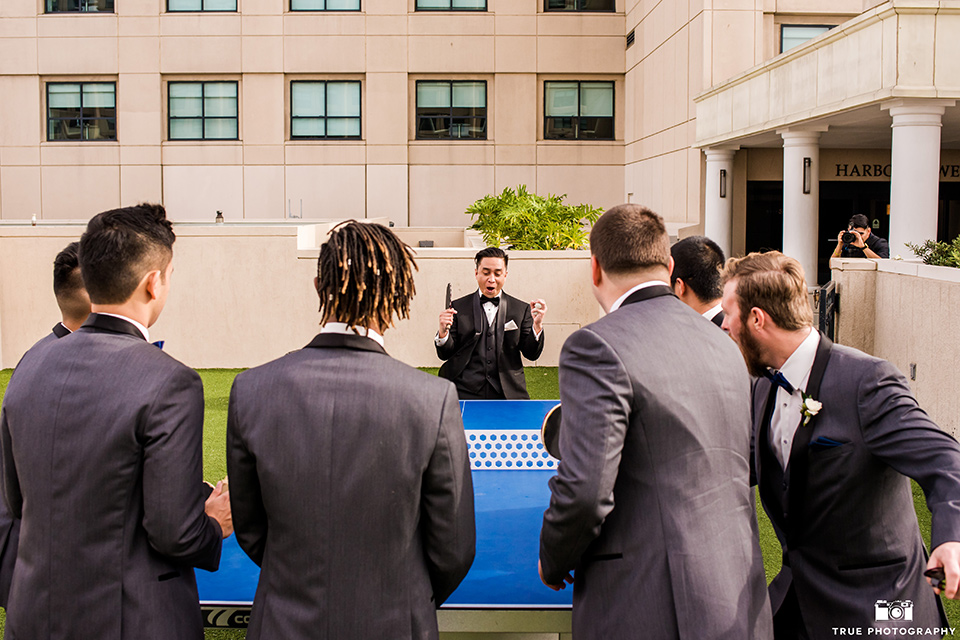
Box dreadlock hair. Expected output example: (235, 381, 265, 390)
(316, 221, 418, 330)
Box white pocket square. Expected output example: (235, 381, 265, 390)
(504, 320, 519, 331)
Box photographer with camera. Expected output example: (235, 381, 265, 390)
(831, 213, 890, 259)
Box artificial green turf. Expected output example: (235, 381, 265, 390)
(1, 367, 958, 638)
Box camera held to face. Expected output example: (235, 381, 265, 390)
(842, 230, 860, 245)
(874, 599, 913, 621)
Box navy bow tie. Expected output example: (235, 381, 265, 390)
(765, 369, 795, 394)
(482, 296, 500, 307)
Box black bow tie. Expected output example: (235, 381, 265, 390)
(481, 296, 500, 306)
(765, 369, 795, 394)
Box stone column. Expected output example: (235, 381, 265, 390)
(703, 148, 736, 257)
(882, 100, 956, 259)
(779, 129, 824, 287)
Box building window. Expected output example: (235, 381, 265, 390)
(415, 0, 486, 10)
(780, 25, 832, 53)
(168, 82, 238, 140)
(47, 82, 117, 142)
(46, 0, 114, 11)
(545, 0, 615, 11)
(167, 0, 237, 11)
(416, 81, 486, 140)
(544, 81, 614, 140)
(291, 0, 360, 9)
(291, 81, 361, 139)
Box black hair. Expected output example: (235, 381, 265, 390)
(79, 203, 175, 305)
(848, 214, 870, 229)
(316, 221, 418, 330)
(670, 235, 725, 302)
(474, 246, 508, 268)
(53, 241, 83, 299)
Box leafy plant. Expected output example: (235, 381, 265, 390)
(465, 185, 603, 250)
(906, 238, 960, 268)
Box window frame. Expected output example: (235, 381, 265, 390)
(779, 24, 834, 54)
(46, 81, 118, 143)
(44, 0, 115, 13)
(543, 0, 616, 12)
(289, 80, 363, 140)
(289, 0, 361, 10)
(167, 80, 240, 142)
(166, 0, 238, 13)
(414, 0, 487, 11)
(414, 80, 488, 141)
(543, 80, 615, 141)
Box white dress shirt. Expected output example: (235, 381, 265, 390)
(321, 322, 384, 347)
(435, 290, 541, 346)
(608, 280, 672, 313)
(769, 327, 820, 468)
(703, 302, 723, 322)
(98, 312, 150, 342)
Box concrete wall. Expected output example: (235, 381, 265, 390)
(831, 258, 960, 438)
(0, 223, 599, 370)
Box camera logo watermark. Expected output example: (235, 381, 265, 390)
(875, 600, 913, 622)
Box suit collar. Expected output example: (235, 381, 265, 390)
(615, 283, 675, 310)
(79, 313, 147, 341)
(52, 322, 71, 339)
(305, 332, 388, 355)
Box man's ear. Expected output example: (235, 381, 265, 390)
(667, 255, 675, 278)
(673, 278, 686, 298)
(590, 255, 603, 287)
(749, 306, 766, 332)
(143, 269, 162, 302)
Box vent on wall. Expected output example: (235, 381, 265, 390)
(626, 29, 635, 48)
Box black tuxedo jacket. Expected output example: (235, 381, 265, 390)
(0, 323, 71, 607)
(0, 313, 222, 639)
(436, 291, 544, 399)
(752, 334, 960, 638)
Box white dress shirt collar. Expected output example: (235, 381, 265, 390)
(320, 322, 385, 347)
(777, 327, 820, 393)
(477, 289, 502, 302)
(97, 312, 149, 342)
(769, 327, 820, 468)
(703, 302, 723, 322)
(609, 280, 671, 313)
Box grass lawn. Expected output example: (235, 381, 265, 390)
(1, 366, 957, 638)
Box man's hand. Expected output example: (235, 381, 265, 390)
(850, 230, 866, 249)
(438, 307, 456, 339)
(928, 542, 960, 599)
(538, 559, 573, 591)
(530, 299, 547, 334)
(205, 480, 233, 539)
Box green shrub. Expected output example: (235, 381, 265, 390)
(465, 185, 603, 250)
(906, 237, 960, 268)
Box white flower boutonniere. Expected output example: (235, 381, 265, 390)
(801, 392, 822, 426)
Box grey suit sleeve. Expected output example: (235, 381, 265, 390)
(540, 328, 630, 584)
(858, 359, 960, 549)
(420, 383, 476, 605)
(140, 366, 223, 571)
(226, 376, 268, 567)
(0, 407, 22, 520)
(518, 303, 544, 361)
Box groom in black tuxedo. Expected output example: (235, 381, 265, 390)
(436, 247, 546, 399)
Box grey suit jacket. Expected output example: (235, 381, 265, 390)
(227, 332, 476, 640)
(0, 323, 72, 609)
(0, 313, 223, 639)
(436, 291, 544, 399)
(540, 285, 773, 640)
(754, 335, 960, 639)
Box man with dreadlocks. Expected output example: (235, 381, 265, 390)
(227, 220, 476, 640)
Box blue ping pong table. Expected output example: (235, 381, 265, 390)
(197, 400, 572, 629)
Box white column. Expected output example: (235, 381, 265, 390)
(779, 129, 823, 287)
(882, 100, 955, 259)
(703, 148, 736, 257)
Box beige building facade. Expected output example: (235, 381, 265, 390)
(1, 0, 875, 233)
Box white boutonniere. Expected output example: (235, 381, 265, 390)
(801, 392, 822, 426)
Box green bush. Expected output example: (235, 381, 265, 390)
(465, 185, 603, 250)
(906, 237, 960, 268)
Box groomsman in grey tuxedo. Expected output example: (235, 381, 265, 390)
(0, 241, 91, 609)
(228, 221, 475, 640)
(722, 251, 960, 639)
(539, 204, 772, 639)
(0, 204, 231, 639)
